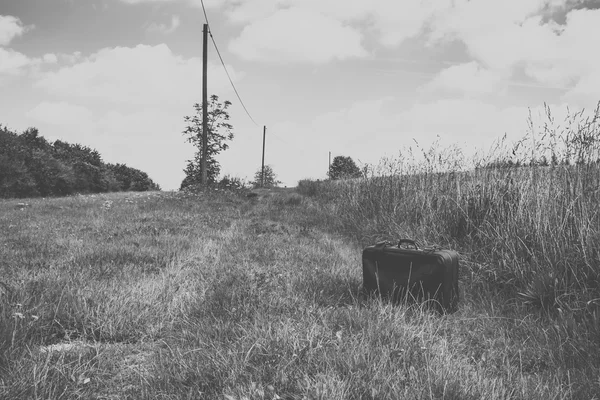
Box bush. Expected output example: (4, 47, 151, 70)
(0, 125, 160, 198)
(218, 175, 248, 191)
(296, 179, 322, 197)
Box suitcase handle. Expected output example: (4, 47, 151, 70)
(398, 239, 419, 250)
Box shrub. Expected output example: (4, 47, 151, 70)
(297, 179, 322, 197)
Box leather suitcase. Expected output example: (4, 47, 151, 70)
(362, 239, 459, 313)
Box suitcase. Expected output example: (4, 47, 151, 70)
(362, 239, 459, 313)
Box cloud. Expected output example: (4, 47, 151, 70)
(26, 101, 94, 127)
(57, 51, 83, 64)
(420, 3, 600, 107)
(146, 15, 181, 34)
(398, 100, 528, 146)
(0, 15, 31, 46)
(221, 0, 280, 23)
(119, 0, 176, 3)
(0, 48, 59, 84)
(0, 16, 56, 80)
(421, 62, 507, 97)
(365, 0, 447, 47)
(36, 44, 241, 108)
(429, 0, 548, 43)
(228, 7, 367, 64)
(42, 53, 58, 64)
(220, 0, 372, 24)
(0, 47, 33, 75)
(306, 98, 529, 153)
(428, 4, 600, 85)
(118, 0, 223, 8)
(563, 74, 600, 109)
(222, 0, 445, 47)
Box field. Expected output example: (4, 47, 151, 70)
(1, 173, 599, 399)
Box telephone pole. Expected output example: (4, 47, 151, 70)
(328, 151, 331, 179)
(261, 126, 266, 187)
(201, 23, 208, 186)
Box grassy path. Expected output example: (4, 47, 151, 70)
(1, 190, 598, 399)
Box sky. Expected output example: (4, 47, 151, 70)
(1, 0, 600, 190)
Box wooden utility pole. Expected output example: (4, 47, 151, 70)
(201, 23, 208, 185)
(328, 151, 331, 179)
(261, 126, 266, 187)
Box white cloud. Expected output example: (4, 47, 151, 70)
(399, 100, 527, 146)
(221, 0, 372, 24)
(421, 62, 507, 97)
(57, 51, 83, 64)
(524, 8, 600, 86)
(428, 4, 600, 85)
(420, 3, 600, 107)
(0, 16, 41, 81)
(307, 98, 528, 153)
(425, 0, 584, 49)
(563, 74, 600, 109)
(146, 15, 181, 34)
(0, 47, 33, 75)
(222, 0, 445, 47)
(228, 7, 367, 64)
(221, 0, 279, 23)
(0, 15, 31, 46)
(0, 48, 59, 84)
(119, 0, 223, 8)
(26, 101, 94, 127)
(42, 53, 58, 64)
(120, 0, 176, 3)
(367, 0, 447, 47)
(36, 44, 241, 108)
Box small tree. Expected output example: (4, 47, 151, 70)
(328, 155, 362, 180)
(252, 165, 281, 188)
(180, 95, 234, 189)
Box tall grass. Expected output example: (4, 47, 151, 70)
(1, 104, 600, 399)
(1, 186, 599, 398)
(297, 104, 600, 365)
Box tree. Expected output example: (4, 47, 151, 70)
(107, 163, 160, 192)
(180, 95, 234, 189)
(251, 165, 281, 188)
(0, 124, 159, 198)
(0, 127, 38, 197)
(328, 155, 362, 180)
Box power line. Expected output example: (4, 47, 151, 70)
(209, 33, 260, 126)
(199, 0, 260, 127)
(199, 0, 209, 25)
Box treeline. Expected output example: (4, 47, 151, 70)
(0, 125, 160, 198)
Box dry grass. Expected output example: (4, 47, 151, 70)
(293, 105, 600, 399)
(1, 183, 599, 399)
(1, 105, 600, 399)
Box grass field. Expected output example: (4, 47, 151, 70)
(1, 179, 599, 399)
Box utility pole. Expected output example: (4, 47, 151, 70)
(261, 126, 266, 187)
(328, 151, 331, 179)
(201, 23, 208, 186)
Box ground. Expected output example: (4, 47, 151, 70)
(0, 188, 598, 399)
